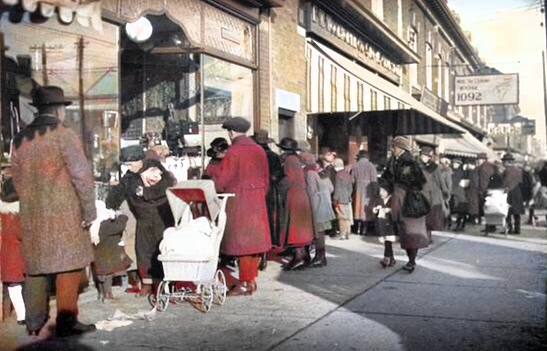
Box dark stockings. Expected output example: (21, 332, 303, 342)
(406, 249, 418, 265)
(383, 241, 394, 258)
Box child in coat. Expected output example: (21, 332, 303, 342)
(373, 179, 398, 268)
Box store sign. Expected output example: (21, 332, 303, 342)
(306, 5, 401, 83)
(454, 74, 519, 106)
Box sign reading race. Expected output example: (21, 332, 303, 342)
(454, 74, 519, 106)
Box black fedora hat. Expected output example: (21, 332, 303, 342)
(502, 153, 515, 162)
(277, 137, 300, 151)
(30, 86, 72, 107)
(355, 150, 368, 160)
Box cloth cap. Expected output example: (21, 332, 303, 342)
(252, 129, 274, 145)
(477, 152, 487, 160)
(30, 86, 72, 107)
(221, 117, 251, 133)
(392, 136, 411, 152)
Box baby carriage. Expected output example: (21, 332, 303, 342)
(155, 180, 233, 312)
(484, 189, 509, 234)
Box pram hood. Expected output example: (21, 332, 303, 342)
(166, 180, 221, 228)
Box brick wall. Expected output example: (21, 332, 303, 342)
(268, 0, 307, 143)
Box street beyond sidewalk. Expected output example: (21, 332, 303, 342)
(1, 226, 546, 351)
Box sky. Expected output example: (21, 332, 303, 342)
(448, 0, 547, 150)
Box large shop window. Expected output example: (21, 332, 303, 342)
(120, 15, 254, 160)
(0, 13, 119, 181)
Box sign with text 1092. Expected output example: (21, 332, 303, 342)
(454, 74, 519, 106)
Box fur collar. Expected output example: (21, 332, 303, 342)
(13, 114, 60, 149)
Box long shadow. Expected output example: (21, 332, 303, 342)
(273, 233, 547, 351)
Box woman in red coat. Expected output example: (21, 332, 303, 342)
(212, 117, 271, 296)
(277, 138, 314, 271)
(1, 167, 26, 325)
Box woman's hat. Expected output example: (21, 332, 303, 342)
(420, 145, 435, 156)
(377, 178, 393, 193)
(30, 86, 72, 107)
(502, 153, 515, 162)
(121, 145, 145, 163)
(277, 137, 300, 151)
(252, 129, 274, 145)
(333, 158, 344, 171)
(392, 136, 411, 152)
(210, 137, 229, 153)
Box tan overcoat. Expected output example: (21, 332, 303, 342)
(11, 115, 96, 275)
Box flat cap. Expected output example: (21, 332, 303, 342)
(392, 136, 411, 152)
(222, 117, 251, 133)
(477, 152, 487, 160)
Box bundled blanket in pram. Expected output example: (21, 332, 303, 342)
(484, 189, 509, 216)
(159, 181, 224, 262)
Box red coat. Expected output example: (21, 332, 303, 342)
(280, 154, 314, 247)
(213, 136, 271, 256)
(0, 208, 25, 283)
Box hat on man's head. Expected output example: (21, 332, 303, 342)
(121, 145, 146, 163)
(378, 178, 393, 193)
(252, 129, 274, 145)
(392, 136, 411, 152)
(221, 117, 251, 133)
(277, 137, 300, 152)
(30, 86, 72, 107)
(502, 153, 515, 162)
(420, 145, 435, 156)
(477, 152, 487, 160)
(356, 150, 368, 160)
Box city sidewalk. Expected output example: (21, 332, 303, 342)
(1, 225, 545, 351)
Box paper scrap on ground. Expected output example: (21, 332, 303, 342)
(95, 308, 157, 332)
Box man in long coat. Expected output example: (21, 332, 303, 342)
(502, 153, 525, 234)
(351, 150, 378, 235)
(212, 117, 271, 296)
(420, 146, 450, 236)
(11, 86, 97, 337)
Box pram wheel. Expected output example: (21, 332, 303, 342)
(155, 281, 170, 312)
(200, 285, 213, 312)
(213, 269, 227, 305)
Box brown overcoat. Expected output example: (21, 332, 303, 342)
(11, 115, 96, 275)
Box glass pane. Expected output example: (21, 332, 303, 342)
(0, 13, 120, 181)
(203, 55, 254, 147)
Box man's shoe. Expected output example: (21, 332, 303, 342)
(56, 321, 96, 338)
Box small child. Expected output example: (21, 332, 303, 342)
(333, 158, 354, 240)
(373, 179, 397, 268)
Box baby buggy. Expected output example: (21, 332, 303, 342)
(155, 180, 233, 312)
(483, 189, 509, 235)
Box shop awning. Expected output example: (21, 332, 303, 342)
(1, 0, 102, 31)
(440, 132, 499, 160)
(309, 40, 465, 136)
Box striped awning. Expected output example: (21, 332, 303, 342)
(1, 0, 102, 31)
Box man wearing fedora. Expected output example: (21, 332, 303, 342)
(11, 86, 97, 337)
(351, 150, 378, 236)
(212, 117, 271, 296)
(502, 153, 525, 234)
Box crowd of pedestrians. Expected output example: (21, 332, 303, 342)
(1, 85, 546, 339)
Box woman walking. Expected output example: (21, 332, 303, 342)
(382, 136, 429, 273)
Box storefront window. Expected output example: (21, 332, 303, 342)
(203, 54, 254, 148)
(0, 13, 119, 182)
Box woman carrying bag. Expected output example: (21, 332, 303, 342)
(381, 136, 429, 273)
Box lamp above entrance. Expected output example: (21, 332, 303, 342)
(125, 17, 153, 43)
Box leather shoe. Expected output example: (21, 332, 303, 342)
(56, 321, 96, 338)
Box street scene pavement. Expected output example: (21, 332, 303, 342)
(1, 225, 545, 351)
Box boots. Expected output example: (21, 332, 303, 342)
(283, 247, 307, 271)
(309, 248, 327, 268)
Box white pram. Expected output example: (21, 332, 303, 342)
(155, 180, 233, 313)
(484, 189, 509, 233)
